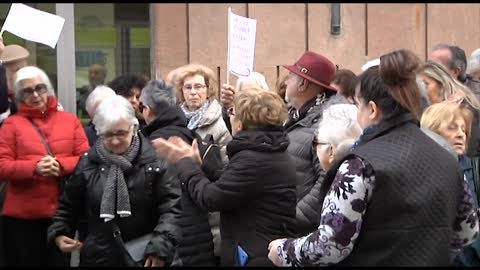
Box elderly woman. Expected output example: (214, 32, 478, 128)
(421, 102, 480, 266)
(295, 103, 361, 238)
(83, 85, 116, 146)
(0, 66, 90, 266)
(175, 63, 232, 161)
(46, 95, 182, 267)
(152, 88, 297, 266)
(313, 103, 362, 171)
(140, 79, 217, 266)
(268, 49, 479, 266)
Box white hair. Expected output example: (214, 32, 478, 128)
(14, 66, 55, 104)
(468, 48, 480, 74)
(236, 72, 269, 91)
(85, 85, 117, 118)
(93, 95, 139, 135)
(316, 104, 362, 160)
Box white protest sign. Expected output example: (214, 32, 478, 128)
(0, 3, 65, 49)
(227, 9, 257, 78)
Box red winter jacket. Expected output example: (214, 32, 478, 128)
(0, 96, 90, 219)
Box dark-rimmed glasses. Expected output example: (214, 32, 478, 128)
(21, 84, 48, 98)
(101, 125, 133, 141)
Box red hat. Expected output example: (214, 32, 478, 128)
(283, 51, 337, 92)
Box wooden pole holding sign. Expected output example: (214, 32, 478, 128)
(226, 7, 231, 86)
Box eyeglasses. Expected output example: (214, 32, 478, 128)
(101, 125, 133, 141)
(21, 84, 48, 98)
(182, 84, 207, 92)
(227, 107, 235, 117)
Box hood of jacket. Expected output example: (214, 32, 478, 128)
(226, 126, 290, 157)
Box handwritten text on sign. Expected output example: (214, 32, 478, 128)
(228, 10, 257, 77)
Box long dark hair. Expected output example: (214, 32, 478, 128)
(357, 49, 422, 121)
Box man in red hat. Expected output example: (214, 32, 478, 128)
(282, 51, 339, 236)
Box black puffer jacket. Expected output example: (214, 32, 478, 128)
(142, 106, 216, 266)
(285, 95, 337, 236)
(47, 133, 182, 266)
(175, 127, 297, 266)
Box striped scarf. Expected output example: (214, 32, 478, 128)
(95, 134, 140, 222)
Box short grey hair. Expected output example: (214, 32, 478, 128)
(85, 85, 116, 118)
(139, 79, 176, 116)
(432, 44, 467, 81)
(316, 104, 362, 161)
(236, 72, 269, 91)
(93, 95, 139, 135)
(468, 48, 480, 75)
(14, 66, 55, 104)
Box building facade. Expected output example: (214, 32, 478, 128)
(1, 3, 480, 114)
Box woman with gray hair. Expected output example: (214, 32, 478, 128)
(0, 66, 90, 266)
(47, 95, 182, 266)
(83, 85, 116, 146)
(140, 79, 217, 266)
(314, 104, 362, 171)
(295, 103, 361, 238)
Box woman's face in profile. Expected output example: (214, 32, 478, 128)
(421, 74, 443, 104)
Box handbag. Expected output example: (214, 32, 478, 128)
(111, 220, 153, 267)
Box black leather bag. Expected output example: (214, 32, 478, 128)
(196, 133, 224, 182)
(111, 221, 152, 267)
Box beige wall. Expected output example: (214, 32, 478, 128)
(152, 3, 480, 92)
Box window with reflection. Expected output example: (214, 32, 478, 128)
(74, 3, 151, 120)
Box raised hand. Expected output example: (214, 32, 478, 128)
(220, 84, 236, 109)
(151, 136, 196, 164)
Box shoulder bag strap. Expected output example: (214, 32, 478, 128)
(110, 220, 139, 267)
(27, 117, 54, 156)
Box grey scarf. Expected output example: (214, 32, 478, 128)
(181, 100, 210, 130)
(95, 134, 140, 222)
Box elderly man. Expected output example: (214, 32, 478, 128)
(282, 51, 340, 236)
(0, 42, 30, 122)
(76, 64, 107, 118)
(430, 44, 480, 100)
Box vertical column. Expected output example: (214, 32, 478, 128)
(56, 3, 76, 114)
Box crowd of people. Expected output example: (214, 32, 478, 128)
(1, 34, 480, 267)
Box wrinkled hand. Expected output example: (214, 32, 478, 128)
(267, 238, 286, 266)
(220, 84, 236, 109)
(0, 36, 4, 57)
(55, 235, 83, 253)
(151, 136, 201, 165)
(144, 255, 165, 267)
(35, 155, 61, 177)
